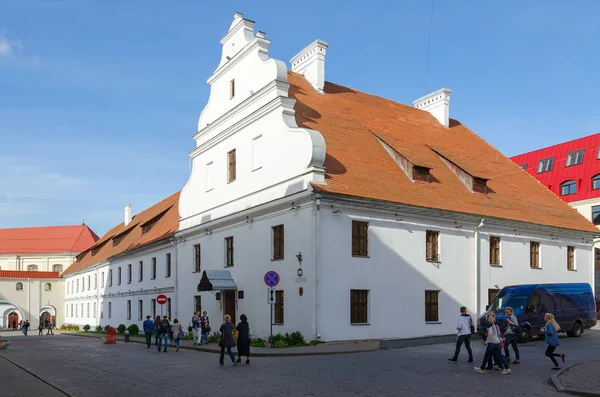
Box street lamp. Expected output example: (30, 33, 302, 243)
(296, 252, 303, 277)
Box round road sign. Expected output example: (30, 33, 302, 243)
(264, 271, 280, 287)
(156, 294, 168, 305)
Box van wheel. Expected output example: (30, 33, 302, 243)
(567, 322, 582, 338)
(518, 328, 531, 343)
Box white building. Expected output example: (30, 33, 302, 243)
(64, 13, 598, 342)
(0, 225, 98, 328)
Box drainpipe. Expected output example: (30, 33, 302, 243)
(173, 237, 179, 320)
(474, 219, 485, 317)
(315, 194, 322, 339)
(27, 278, 31, 322)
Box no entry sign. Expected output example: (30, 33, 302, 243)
(156, 294, 167, 305)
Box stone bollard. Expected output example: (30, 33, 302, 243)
(124, 330, 130, 343)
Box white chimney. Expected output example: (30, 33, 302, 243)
(290, 40, 328, 92)
(124, 204, 132, 226)
(413, 88, 452, 127)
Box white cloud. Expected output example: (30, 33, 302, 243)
(0, 33, 19, 57)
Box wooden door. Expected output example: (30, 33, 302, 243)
(8, 312, 18, 329)
(223, 291, 236, 324)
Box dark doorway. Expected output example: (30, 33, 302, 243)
(223, 290, 236, 324)
(40, 311, 51, 326)
(8, 312, 18, 330)
(488, 289, 500, 306)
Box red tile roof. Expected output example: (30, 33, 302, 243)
(0, 271, 60, 279)
(0, 225, 100, 255)
(287, 71, 598, 233)
(63, 192, 180, 276)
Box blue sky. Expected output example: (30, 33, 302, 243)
(1, 0, 599, 236)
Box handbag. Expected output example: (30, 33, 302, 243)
(188, 321, 193, 333)
(178, 329, 185, 340)
(205, 325, 211, 333)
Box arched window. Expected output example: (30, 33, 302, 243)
(52, 264, 63, 274)
(27, 265, 38, 271)
(560, 180, 577, 196)
(45, 283, 52, 291)
(593, 175, 600, 190)
(16, 282, 23, 291)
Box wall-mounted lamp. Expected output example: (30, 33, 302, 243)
(296, 252, 303, 277)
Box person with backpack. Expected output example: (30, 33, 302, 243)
(504, 307, 520, 364)
(474, 312, 510, 375)
(447, 306, 474, 363)
(541, 313, 564, 370)
(143, 315, 155, 348)
(157, 316, 171, 353)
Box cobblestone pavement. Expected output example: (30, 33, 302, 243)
(1, 328, 599, 397)
(556, 360, 600, 396)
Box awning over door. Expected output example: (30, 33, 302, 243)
(197, 270, 237, 292)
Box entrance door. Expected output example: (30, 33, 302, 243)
(8, 312, 18, 329)
(223, 291, 236, 324)
(40, 311, 51, 326)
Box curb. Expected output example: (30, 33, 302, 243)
(549, 361, 600, 397)
(61, 332, 380, 357)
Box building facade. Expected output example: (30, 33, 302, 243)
(0, 225, 98, 328)
(62, 13, 597, 342)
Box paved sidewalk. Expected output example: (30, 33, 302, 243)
(58, 331, 380, 357)
(551, 360, 600, 397)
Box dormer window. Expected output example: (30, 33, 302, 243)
(230, 79, 235, 99)
(430, 147, 489, 195)
(112, 234, 125, 247)
(472, 178, 488, 194)
(566, 149, 584, 167)
(412, 166, 431, 183)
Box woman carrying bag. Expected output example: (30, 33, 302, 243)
(171, 319, 184, 352)
(219, 314, 237, 366)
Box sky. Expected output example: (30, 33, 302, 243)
(1, 0, 599, 236)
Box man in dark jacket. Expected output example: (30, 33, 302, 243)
(157, 316, 171, 353)
(143, 315, 155, 348)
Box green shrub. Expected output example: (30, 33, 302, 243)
(309, 339, 322, 346)
(83, 324, 91, 332)
(268, 333, 283, 345)
(183, 333, 194, 341)
(117, 324, 126, 334)
(274, 340, 288, 348)
(66, 324, 73, 331)
(72, 325, 80, 331)
(251, 340, 265, 348)
(207, 332, 221, 343)
(127, 324, 139, 335)
(104, 325, 111, 332)
(95, 325, 103, 332)
(286, 331, 306, 347)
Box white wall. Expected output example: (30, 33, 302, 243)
(0, 277, 65, 328)
(571, 198, 600, 227)
(0, 254, 75, 273)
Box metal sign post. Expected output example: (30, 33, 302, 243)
(157, 294, 167, 319)
(264, 271, 280, 348)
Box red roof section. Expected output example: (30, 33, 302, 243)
(287, 71, 598, 233)
(0, 225, 100, 255)
(0, 271, 60, 279)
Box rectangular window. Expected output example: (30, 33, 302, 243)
(227, 149, 237, 183)
(127, 264, 132, 284)
(566, 149, 584, 166)
(530, 241, 540, 268)
(194, 244, 201, 272)
(412, 166, 431, 183)
(490, 236, 500, 265)
(230, 79, 235, 99)
(138, 300, 143, 321)
(537, 157, 555, 173)
(118, 267, 122, 285)
(151, 299, 156, 319)
(94, 274, 97, 289)
(77, 279, 79, 292)
(425, 290, 439, 322)
(108, 270, 112, 287)
(272, 225, 284, 260)
(205, 161, 213, 192)
(167, 298, 172, 320)
(87, 276, 90, 291)
(139, 261, 143, 282)
(127, 300, 131, 320)
(592, 205, 600, 225)
(87, 303, 89, 318)
(166, 253, 171, 277)
(520, 164, 527, 170)
(488, 288, 500, 305)
(93, 302, 96, 318)
(472, 178, 488, 194)
(75, 304, 78, 318)
(567, 246, 575, 271)
(194, 296, 201, 313)
(274, 290, 284, 324)
(71, 304, 73, 317)
(225, 237, 234, 266)
(350, 289, 369, 324)
(101, 303, 104, 319)
(426, 230, 440, 262)
(351, 220, 369, 257)
(597, 147, 600, 160)
(108, 302, 112, 319)
(252, 135, 263, 171)
(152, 257, 157, 280)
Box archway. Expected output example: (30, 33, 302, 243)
(39, 306, 56, 327)
(1, 303, 23, 329)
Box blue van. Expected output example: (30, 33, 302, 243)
(478, 283, 597, 342)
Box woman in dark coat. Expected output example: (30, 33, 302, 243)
(219, 314, 237, 366)
(236, 314, 251, 364)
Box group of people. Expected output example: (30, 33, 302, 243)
(449, 306, 565, 374)
(191, 310, 211, 345)
(142, 315, 184, 352)
(9, 319, 54, 336)
(38, 320, 54, 335)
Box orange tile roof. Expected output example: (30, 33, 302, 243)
(0, 225, 99, 255)
(287, 71, 598, 233)
(63, 192, 180, 276)
(0, 271, 60, 279)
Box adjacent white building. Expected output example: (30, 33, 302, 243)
(62, 13, 598, 342)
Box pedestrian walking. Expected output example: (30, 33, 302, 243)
(22, 320, 30, 335)
(143, 315, 155, 348)
(46, 322, 53, 335)
(447, 306, 474, 363)
(172, 319, 184, 352)
(541, 313, 564, 370)
(38, 323, 43, 335)
(191, 311, 202, 345)
(236, 314, 251, 364)
(19, 320, 23, 330)
(474, 312, 510, 375)
(153, 315, 161, 347)
(157, 316, 171, 353)
(219, 314, 237, 366)
(503, 307, 520, 364)
(201, 311, 210, 345)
